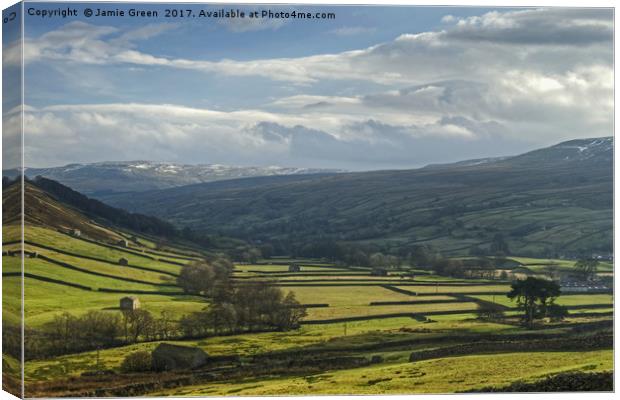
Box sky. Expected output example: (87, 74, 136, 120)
(2, 2, 614, 170)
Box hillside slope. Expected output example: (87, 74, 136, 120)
(3, 181, 123, 243)
(101, 137, 613, 257)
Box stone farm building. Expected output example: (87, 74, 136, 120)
(151, 343, 208, 371)
(118, 257, 128, 266)
(288, 264, 301, 272)
(120, 296, 140, 311)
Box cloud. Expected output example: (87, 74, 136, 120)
(2, 38, 22, 67)
(12, 8, 614, 170)
(251, 120, 527, 167)
(113, 23, 179, 44)
(2, 106, 25, 170)
(329, 26, 377, 36)
(444, 8, 613, 45)
(218, 15, 287, 32)
(14, 8, 613, 86)
(20, 102, 530, 170)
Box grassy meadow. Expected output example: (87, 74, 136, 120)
(2, 219, 614, 396)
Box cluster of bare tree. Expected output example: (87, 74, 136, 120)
(176, 258, 306, 336)
(177, 259, 234, 297)
(45, 311, 121, 354)
(180, 281, 306, 337)
(432, 257, 504, 279)
(574, 259, 599, 281)
(26, 309, 178, 358)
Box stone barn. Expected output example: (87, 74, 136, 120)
(151, 343, 208, 371)
(118, 257, 128, 266)
(69, 229, 81, 237)
(120, 296, 140, 311)
(288, 264, 301, 272)
(117, 239, 128, 248)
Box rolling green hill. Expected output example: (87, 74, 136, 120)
(99, 137, 613, 258)
(1, 176, 612, 397)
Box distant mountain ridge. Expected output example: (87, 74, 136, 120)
(424, 137, 613, 169)
(2, 161, 345, 195)
(96, 136, 613, 258)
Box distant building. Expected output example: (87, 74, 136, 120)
(592, 253, 613, 262)
(288, 264, 301, 272)
(118, 257, 129, 266)
(120, 296, 140, 311)
(371, 268, 388, 277)
(560, 279, 610, 293)
(117, 239, 128, 248)
(69, 229, 81, 237)
(151, 343, 208, 371)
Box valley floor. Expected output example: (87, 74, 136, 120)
(2, 222, 613, 396)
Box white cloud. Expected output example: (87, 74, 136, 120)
(14, 8, 613, 87)
(329, 26, 377, 36)
(218, 15, 287, 32)
(444, 8, 613, 45)
(11, 8, 614, 169)
(20, 101, 525, 170)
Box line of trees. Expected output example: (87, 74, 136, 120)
(25, 308, 177, 359)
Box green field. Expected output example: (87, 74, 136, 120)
(506, 256, 613, 273)
(20, 226, 185, 275)
(394, 285, 510, 294)
(473, 294, 613, 308)
(22, 317, 522, 382)
(3, 219, 613, 396)
(3, 276, 206, 328)
(156, 350, 612, 396)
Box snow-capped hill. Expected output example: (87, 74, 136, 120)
(507, 136, 613, 166)
(553, 137, 613, 159)
(6, 161, 344, 195)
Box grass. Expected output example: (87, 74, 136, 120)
(235, 264, 350, 273)
(395, 285, 510, 294)
(471, 294, 613, 308)
(506, 256, 613, 273)
(19, 245, 175, 284)
(3, 276, 206, 328)
(288, 286, 414, 306)
(2, 263, 22, 325)
(305, 302, 480, 320)
(154, 350, 613, 395)
(22, 226, 185, 275)
(23, 317, 516, 382)
(5, 223, 613, 394)
(6, 174, 614, 395)
(4, 257, 177, 294)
